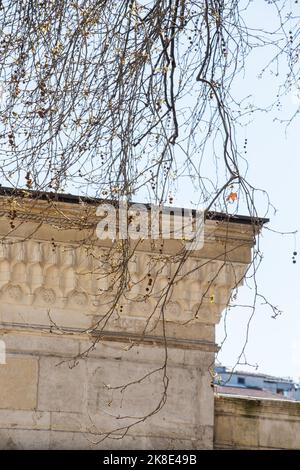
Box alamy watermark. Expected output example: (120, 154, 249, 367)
(96, 201, 204, 251)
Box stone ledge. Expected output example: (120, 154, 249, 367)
(0, 320, 216, 351)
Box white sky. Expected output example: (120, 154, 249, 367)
(216, 3, 300, 382)
(176, 2, 300, 381)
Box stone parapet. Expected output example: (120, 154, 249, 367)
(0, 191, 264, 449)
(214, 394, 300, 449)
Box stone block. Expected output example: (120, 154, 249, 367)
(38, 356, 86, 413)
(0, 356, 38, 410)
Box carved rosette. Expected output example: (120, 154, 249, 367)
(6, 284, 23, 302)
(40, 288, 56, 304)
(69, 291, 88, 307)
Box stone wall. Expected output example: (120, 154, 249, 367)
(214, 394, 300, 449)
(0, 333, 215, 449)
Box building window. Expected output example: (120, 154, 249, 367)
(237, 377, 245, 385)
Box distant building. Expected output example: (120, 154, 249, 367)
(215, 365, 299, 400)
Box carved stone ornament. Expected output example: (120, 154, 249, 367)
(40, 288, 56, 304)
(70, 291, 88, 306)
(7, 284, 23, 301)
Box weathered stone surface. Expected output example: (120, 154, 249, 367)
(86, 355, 213, 442)
(0, 429, 50, 450)
(38, 357, 86, 413)
(1, 332, 80, 357)
(0, 356, 38, 410)
(48, 429, 211, 450)
(50, 411, 86, 432)
(0, 410, 50, 430)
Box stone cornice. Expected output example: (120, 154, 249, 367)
(0, 185, 269, 225)
(0, 186, 267, 241)
(0, 190, 263, 350)
(0, 322, 218, 352)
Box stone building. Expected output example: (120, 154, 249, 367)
(0, 187, 299, 450)
(215, 365, 297, 399)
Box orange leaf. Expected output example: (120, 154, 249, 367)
(226, 191, 237, 202)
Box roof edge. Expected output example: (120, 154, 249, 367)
(0, 186, 269, 226)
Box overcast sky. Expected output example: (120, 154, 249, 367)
(179, 2, 300, 381)
(217, 2, 300, 382)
